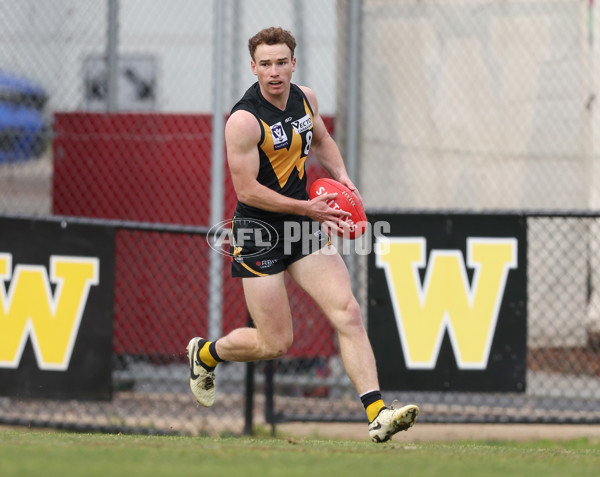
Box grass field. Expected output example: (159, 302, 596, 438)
(1, 428, 599, 477)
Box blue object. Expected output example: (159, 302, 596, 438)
(0, 69, 48, 163)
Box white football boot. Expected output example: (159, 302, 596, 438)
(368, 401, 419, 443)
(186, 337, 216, 407)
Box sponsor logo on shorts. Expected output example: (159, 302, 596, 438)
(256, 259, 278, 269)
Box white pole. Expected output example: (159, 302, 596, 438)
(587, 0, 600, 340)
(208, 0, 226, 340)
(294, 2, 306, 86)
(106, 0, 119, 112)
(345, 0, 361, 185)
(345, 0, 362, 290)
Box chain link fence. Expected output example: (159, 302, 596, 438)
(359, 0, 597, 211)
(1, 0, 599, 437)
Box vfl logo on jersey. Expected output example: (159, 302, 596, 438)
(270, 122, 289, 150)
(291, 114, 312, 134)
(0, 253, 99, 371)
(375, 237, 517, 370)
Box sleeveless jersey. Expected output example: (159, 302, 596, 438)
(230, 82, 314, 219)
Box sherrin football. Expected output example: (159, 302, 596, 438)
(308, 178, 368, 239)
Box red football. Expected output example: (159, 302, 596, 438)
(308, 178, 368, 239)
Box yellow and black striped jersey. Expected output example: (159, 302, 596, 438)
(230, 82, 315, 219)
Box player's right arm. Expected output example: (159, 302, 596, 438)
(225, 110, 348, 224)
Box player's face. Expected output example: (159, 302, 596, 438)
(251, 43, 296, 102)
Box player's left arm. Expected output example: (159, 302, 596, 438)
(300, 85, 364, 207)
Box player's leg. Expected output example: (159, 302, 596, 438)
(214, 273, 294, 362)
(287, 246, 418, 442)
(187, 272, 294, 407)
(286, 246, 378, 394)
(188, 212, 296, 406)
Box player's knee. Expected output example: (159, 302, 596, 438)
(262, 345, 290, 360)
(335, 298, 365, 333)
(342, 297, 362, 324)
(346, 298, 361, 320)
(262, 335, 293, 359)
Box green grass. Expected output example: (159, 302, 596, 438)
(0, 429, 599, 477)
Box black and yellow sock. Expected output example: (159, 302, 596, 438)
(361, 390, 386, 422)
(198, 340, 224, 369)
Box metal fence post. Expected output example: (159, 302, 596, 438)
(106, 0, 119, 112)
(244, 312, 255, 436)
(264, 359, 276, 437)
(209, 0, 226, 341)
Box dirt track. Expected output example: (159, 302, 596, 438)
(276, 422, 600, 442)
(3, 421, 600, 443)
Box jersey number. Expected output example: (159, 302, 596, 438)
(304, 131, 313, 156)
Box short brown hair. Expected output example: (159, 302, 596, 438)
(248, 27, 296, 60)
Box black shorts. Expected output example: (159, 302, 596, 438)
(230, 214, 330, 277)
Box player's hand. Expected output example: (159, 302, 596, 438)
(336, 177, 364, 209)
(321, 219, 352, 238)
(306, 193, 351, 224)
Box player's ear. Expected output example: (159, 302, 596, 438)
(251, 60, 257, 76)
(291, 56, 296, 72)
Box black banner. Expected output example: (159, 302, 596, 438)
(0, 217, 115, 400)
(368, 213, 527, 392)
